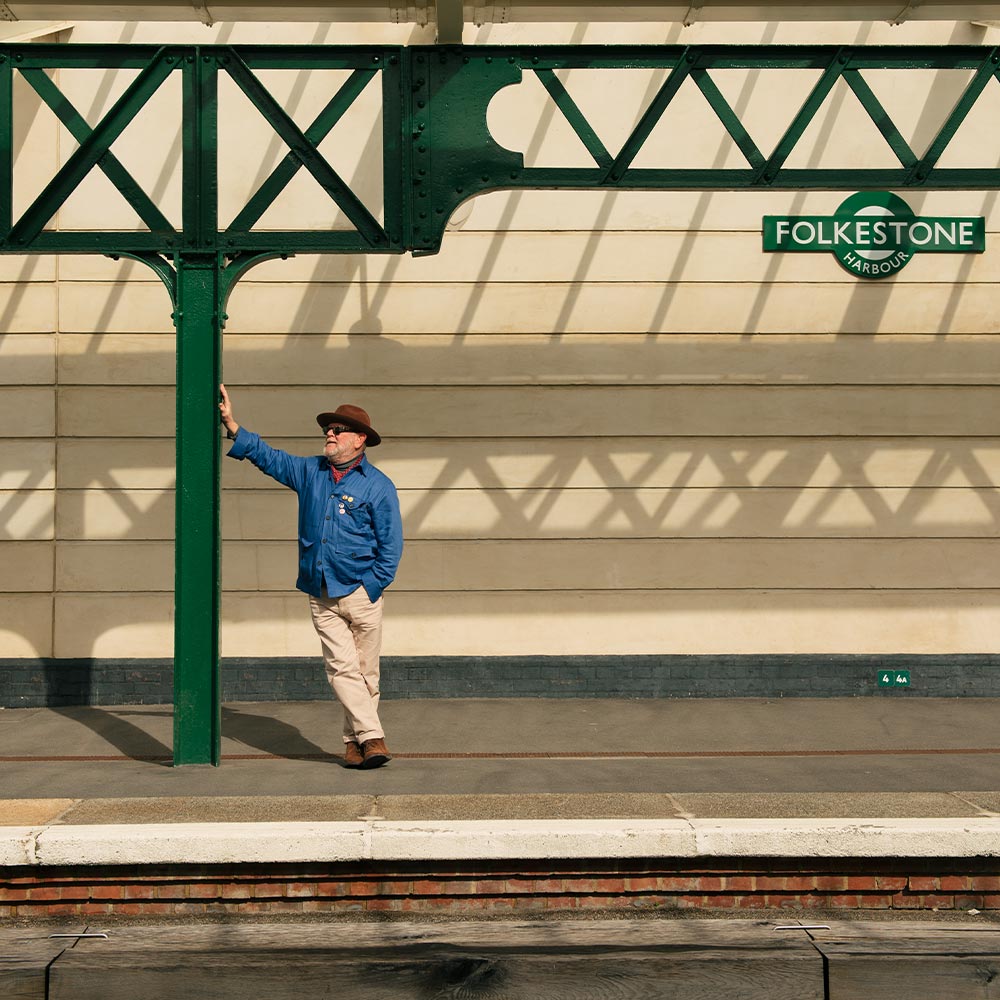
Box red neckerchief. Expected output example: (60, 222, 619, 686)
(330, 453, 364, 485)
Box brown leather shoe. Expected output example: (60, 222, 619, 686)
(360, 738, 391, 769)
(343, 741, 364, 768)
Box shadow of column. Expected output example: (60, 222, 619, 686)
(46, 703, 173, 765)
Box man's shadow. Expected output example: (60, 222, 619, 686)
(221, 705, 347, 765)
(45, 705, 348, 767)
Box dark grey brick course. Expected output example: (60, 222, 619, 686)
(0, 655, 997, 707)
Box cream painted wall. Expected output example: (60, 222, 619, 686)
(2, 17, 1000, 660)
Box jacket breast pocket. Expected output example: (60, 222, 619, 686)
(342, 501, 371, 534)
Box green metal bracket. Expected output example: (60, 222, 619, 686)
(408, 48, 522, 254)
(3, 42, 1000, 764)
(218, 251, 295, 314)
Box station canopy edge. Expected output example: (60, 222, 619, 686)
(4, 1, 1000, 26)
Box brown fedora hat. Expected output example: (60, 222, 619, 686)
(316, 404, 381, 446)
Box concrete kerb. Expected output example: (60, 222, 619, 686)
(1, 818, 998, 867)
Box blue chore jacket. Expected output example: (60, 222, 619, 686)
(227, 428, 403, 602)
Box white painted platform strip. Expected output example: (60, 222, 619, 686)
(0, 828, 39, 867)
(0, 818, 997, 867)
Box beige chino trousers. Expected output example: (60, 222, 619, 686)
(308, 586, 384, 745)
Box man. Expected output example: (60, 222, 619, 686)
(218, 384, 403, 769)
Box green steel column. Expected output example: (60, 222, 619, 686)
(173, 47, 222, 766)
(173, 253, 223, 766)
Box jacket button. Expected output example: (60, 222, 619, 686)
(325, 515, 330, 520)
(321, 538, 326, 543)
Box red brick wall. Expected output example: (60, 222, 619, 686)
(1, 861, 997, 919)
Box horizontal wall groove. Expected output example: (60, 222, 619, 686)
(227, 281, 1000, 290)
(47, 227, 1000, 238)
(46, 434, 1000, 441)
(39, 378, 1000, 386)
(42, 434, 1000, 441)
(47, 588, 1000, 595)
(248, 587, 1000, 593)
(50, 382, 1000, 389)
(222, 587, 1000, 594)
(43, 537, 1000, 543)
(47, 486, 1000, 491)
(57, 279, 1000, 286)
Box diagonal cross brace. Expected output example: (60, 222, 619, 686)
(534, 68, 612, 170)
(223, 51, 386, 247)
(907, 47, 1000, 182)
(602, 48, 696, 183)
(690, 67, 765, 171)
(7, 48, 175, 246)
(534, 60, 769, 176)
(842, 68, 917, 170)
(228, 67, 376, 233)
(20, 68, 175, 235)
(754, 47, 850, 185)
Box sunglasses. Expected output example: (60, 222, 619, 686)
(324, 425, 356, 436)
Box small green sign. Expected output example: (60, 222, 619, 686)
(763, 192, 985, 279)
(877, 670, 912, 688)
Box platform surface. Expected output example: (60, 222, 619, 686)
(0, 697, 998, 864)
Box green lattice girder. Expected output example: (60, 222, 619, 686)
(3, 43, 1000, 259)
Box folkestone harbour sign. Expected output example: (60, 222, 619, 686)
(762, 191, 985, 279)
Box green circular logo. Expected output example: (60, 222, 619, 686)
(832, 191, 915, 279)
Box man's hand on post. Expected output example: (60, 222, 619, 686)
(219, 383, 240, 439)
